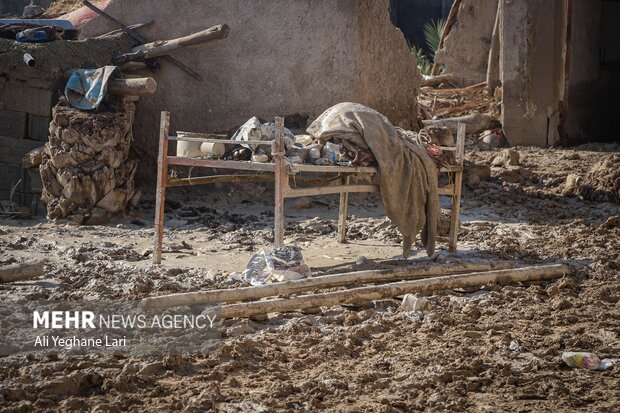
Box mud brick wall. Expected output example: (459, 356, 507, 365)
(0, 84, 57, 205)
(0, 35, 133, 206)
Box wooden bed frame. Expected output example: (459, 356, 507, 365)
(153, 112, 465, 264)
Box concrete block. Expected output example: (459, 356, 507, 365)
(0, 136, 45, 166)
(28, 115, 51, 142)
(0, 110, 27, 139)
(0, 163, 24, 192)
(0, 84, 56, 117)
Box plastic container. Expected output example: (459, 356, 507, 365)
(324, 142, 342, 162)
(200, 142, 226, 159)
(176, 141, 202, 158)
(562, 352, 616, 370)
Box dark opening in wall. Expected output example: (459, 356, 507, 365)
(565, 0, 620, 144)
(389, 0, 453, 53)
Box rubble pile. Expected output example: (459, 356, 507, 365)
(418, 82, 498, 120)
(579, 154, 620, 204)
(39, 99, 139, 224)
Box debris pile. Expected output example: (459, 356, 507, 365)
(39, 99, 139, 224)
(579, 154, 620, 204)
(418, 82, 497, 120)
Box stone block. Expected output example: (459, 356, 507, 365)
(0, 84, 56, 117)
(28, 114, 51, 142)
(0, 110, 27, 139)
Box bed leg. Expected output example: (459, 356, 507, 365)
(153, 111, 170, 264)
(273, 117, 285, 248)
(449, 123, 466, 253)
(338, 174, 350, 243)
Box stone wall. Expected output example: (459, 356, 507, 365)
(81, 0, 421, 183)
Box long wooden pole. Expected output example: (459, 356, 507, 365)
(485, 0, 502, 94)
(153, 111, 170, 265)
(108, 77, 157, 96)
(0, 260, 44, 283)
(131, 24, 230, 59)
(141, 260, 516, 309)
(212, 264, 570, 319)
(431, 0, 463, 76)
(273, 117, 286, 248)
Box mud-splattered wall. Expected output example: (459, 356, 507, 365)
(81, 0, 421, 183)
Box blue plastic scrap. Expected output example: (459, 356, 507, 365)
(64, 66, 120, 111)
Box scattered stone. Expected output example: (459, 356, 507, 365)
(498, 166, 532, 183)
(465, 173, 480, 189)
(401, 294, 432, 312)
(292, 197, 312, 210)
(465, 163, 491, 181)
(492, 149, 520, 167)
(355, 256, 367, 265)
(563, 174, 582, 196)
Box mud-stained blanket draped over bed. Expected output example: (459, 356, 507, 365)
(307, 102, 439, 257)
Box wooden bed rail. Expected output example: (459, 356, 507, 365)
(152, 112, 466, 264)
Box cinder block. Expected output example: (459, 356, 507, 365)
(28, 115, 51, 142)
(0, 110, 27, 138)
(0, 84, 56, 117)
(0, 136, 44, 166)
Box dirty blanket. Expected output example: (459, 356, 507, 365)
(307, 103, 439, 256)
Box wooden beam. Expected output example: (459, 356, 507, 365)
(212, 264, 571, 319)
(0, 260, 44, 283)
(422, 114, 499, 135)
(131, 24, 230, 59)
(273, 117, 285, 248)
(141, 260, 517, 309)
(108, 77, 157, 96)
(153, 111, 170, 265)
(486, 0, 503, 94)
(422, 74, 455, 87)
(337, 174, 350, 243)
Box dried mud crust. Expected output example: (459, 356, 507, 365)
(0, 145, 619, 412)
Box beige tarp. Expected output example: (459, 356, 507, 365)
(307, 102, 439, 257)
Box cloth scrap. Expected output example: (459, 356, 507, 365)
(307, 102, 439, 257)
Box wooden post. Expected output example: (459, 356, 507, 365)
(449, 123, 466, 252)
(337, 174, 350, 243)
(0, 260, 44, 283)
(273, 117, 285, 248)
(486, 0, 502, 94)
(213, 264, 571, 319)
(153, 111, 170, 264)
(141, 260, 516, 309)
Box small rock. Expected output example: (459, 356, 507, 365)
(401, 294, 432, 312)
(465, 163, 491, 181)
(138, 361, 164, 377)
(465, 173, 480, 189)
(498, 166, 532, 183)
(292, 197, 312, 210)
(492, 149, 520, 167)
(355, 256, 367, 265)
(509, 340, 520, 351)
(563, 174, 582, 195)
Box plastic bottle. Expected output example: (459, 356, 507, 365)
(562, 352, 616, 371)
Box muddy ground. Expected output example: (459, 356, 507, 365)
(0, 144, 619, 412)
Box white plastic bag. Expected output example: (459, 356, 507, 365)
(243, 246, 311, 285)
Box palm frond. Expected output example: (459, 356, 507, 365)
(423, 18, 446, 56)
